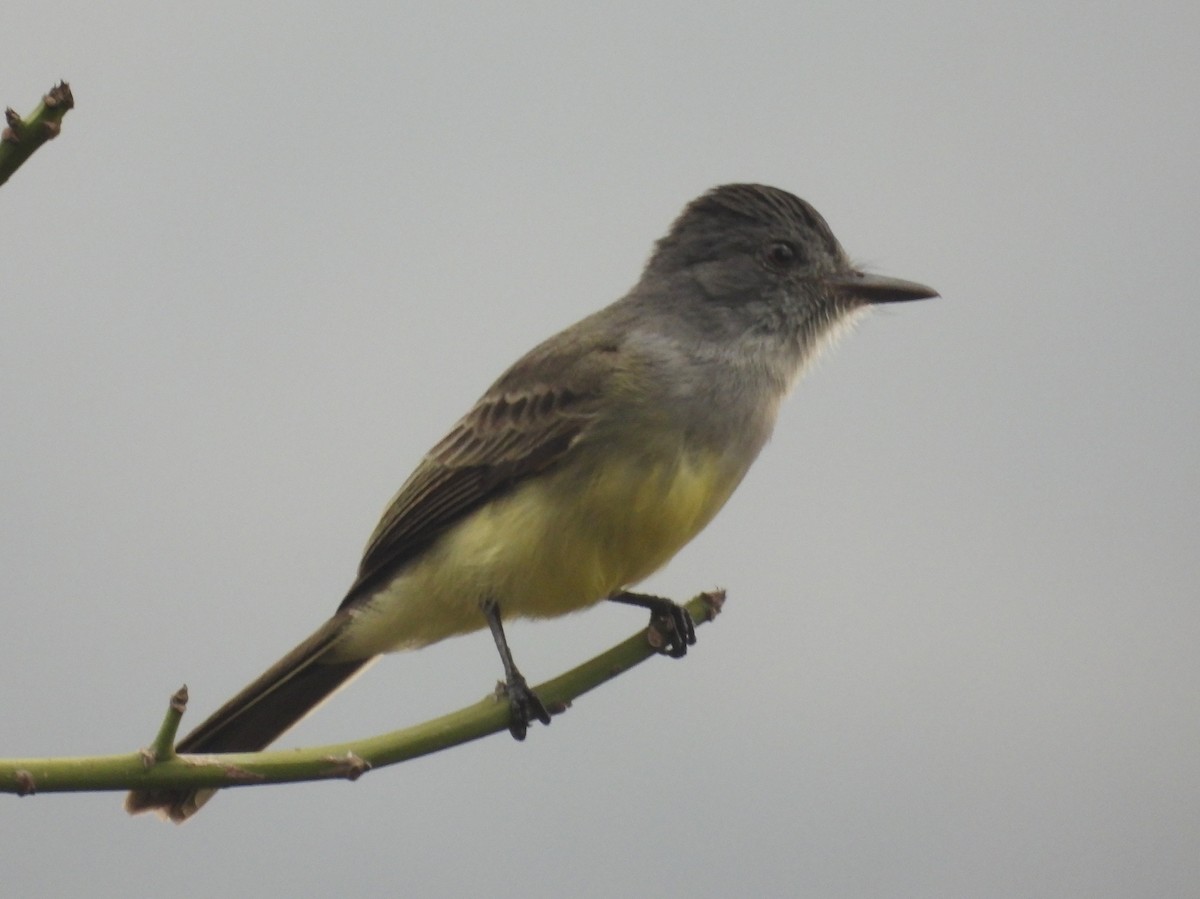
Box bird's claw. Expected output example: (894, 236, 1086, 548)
(609, 590, 699, 658)
(498, 674, 551, 741)
(647, 602, 697, 658)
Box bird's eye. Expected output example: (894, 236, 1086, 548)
(764, 241, 800, 269)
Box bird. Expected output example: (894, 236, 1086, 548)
(126, 183, 937, 821)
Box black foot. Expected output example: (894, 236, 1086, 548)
(608, 591, 697, 658)
(499, 673, 551, 741)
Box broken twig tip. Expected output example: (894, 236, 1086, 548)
(700, 589, 726, 621)
(0, 81, 76, 187)
(44, 82, 74, 109)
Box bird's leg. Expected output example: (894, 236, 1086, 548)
(483, 599, 551, 741)
(608, 591, 697, 658)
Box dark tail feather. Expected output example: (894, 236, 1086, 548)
(125, 613, 372, 822)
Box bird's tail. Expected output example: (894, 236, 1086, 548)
(125, 613, 372, 822)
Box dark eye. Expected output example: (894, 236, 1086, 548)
(764, 241, 801, 269)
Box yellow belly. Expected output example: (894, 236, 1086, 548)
(338, 446, 741, 656)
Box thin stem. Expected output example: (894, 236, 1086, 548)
(1, 590, 724, 798)
(142, 686, 189, 766)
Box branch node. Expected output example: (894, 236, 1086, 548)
(323, 752, 371, 782)
(15, 770, 36, 796)
(646, 624, 666, 651)
(222, 762, 267, 784)
(2, 108, 20, 144)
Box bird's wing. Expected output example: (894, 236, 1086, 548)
(339, 368, 607, 607)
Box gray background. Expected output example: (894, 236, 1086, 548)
(3, 2, 1197, 897)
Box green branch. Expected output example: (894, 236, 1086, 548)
(2, 591, 724, 799)
(0, 82, 74, 188)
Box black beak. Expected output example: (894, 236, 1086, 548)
(827, 271, 939, 304)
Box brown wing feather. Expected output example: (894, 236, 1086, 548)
(339, 381, 602, 606)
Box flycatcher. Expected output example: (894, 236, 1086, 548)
(127, 183, 937, 821)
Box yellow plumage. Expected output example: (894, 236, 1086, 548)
(337, 446, 739, 656)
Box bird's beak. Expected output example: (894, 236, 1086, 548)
(827, 271, 939, 304)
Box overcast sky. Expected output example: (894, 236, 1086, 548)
(3, 2, 1197, 897)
